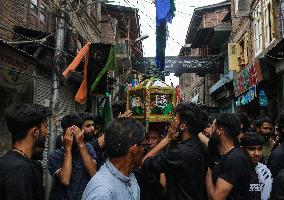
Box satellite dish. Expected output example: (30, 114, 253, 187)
(237, 0, 250, 17)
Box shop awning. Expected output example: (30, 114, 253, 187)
(210, 71, 234, 95)
(191, 22, 231, 48)
(208, 23, 231, 47)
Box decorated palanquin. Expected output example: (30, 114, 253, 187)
(127, 77, 177, 132)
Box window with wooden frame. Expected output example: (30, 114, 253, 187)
(253, 2, 263, 55)
(263, 0, 276, 46)
(28, 0, 49, 32)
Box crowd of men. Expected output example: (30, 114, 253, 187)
(0, 103, 284, 200)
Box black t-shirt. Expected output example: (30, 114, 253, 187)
(87, 137, 107, 170)
(143, 137, 208, 200)
(268, 143, 284, 178)
(249, 169, 262, 200)
(0, 151, 44, 200)
(133, 167, 166, 200)
(271, 169, 284, 200)
(211, 148, 251, 200)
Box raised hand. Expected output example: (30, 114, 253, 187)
(64, 128, 74, 151)
(70, 125, 84, 147)
(118, 110, 133, 118)
(166, 120, 180, 142)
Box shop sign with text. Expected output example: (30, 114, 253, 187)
(234, 59, 263, 96)
(0, 47, 34, 90)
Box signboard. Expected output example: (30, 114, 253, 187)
(0, 46, 34, 91)
(132, 55, 224, 75)
(233, 59, 263, 97)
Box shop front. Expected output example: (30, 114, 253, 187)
(210, 71, 235, 114)
(0, 43, 35, 155)
(234, 58, 278, 119)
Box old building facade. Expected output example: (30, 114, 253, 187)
(0, 0, 142, 153)
(229, 0, 283, 118)
(179, 0, 231, 114)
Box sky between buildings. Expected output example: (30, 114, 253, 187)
(112, 0, 225, 86)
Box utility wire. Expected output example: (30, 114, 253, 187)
(120, 0, 184, 47)
(0, 65, 50, 81)
(0, 23, 75, 58)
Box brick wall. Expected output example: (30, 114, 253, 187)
(203, 8, 229, 28)
(0, 0, 17, 40)
(180, 73, 204, 103)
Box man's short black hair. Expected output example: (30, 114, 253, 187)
(79, 112, 94, 122)
(175, 102, 208, 136)
(215, 113, 241, 139)
(105, 118, 145, 158)
(256, 116, 273, 128)
(61, 114, 83, 133)
(241, 132, 265, 147)
(6, 104, 52, 143)
(237, 112, 250, 133)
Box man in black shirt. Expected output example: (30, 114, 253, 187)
(271, 169, 284, 199)
(142, 102, 208, 200)
(268, 113, 284, 178)
(206, 113, 251, 200)
(0, 104, 52, 200)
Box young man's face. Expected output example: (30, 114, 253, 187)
(244, 145, 263, 164)
(82, 120, 95, 135)
(203, 123, 212, 137)
(32, 120, 48, 160)
(258, 122, 273, 140)
(211, 120, 219, 138)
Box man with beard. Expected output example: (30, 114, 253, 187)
(0, 104, 51, 200)
(79, 113, 106, 170)
(256, 116, 274, 164)
(82, 118, 145, 200)
(206, 114, 251, 200)
(48, 114, 97, 200)
(142, 102, 208, 200)
(241, 133, 272, 200)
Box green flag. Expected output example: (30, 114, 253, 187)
(90, 46, 117, 92)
